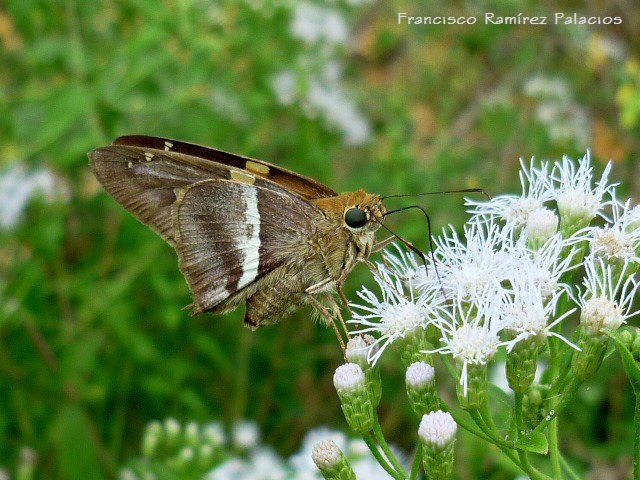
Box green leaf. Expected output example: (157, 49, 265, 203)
(513, 431, 549, 455)
(606, 330, 640, 392)
(52, 404, 104, 480)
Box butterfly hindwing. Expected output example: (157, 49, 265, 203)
(173, 179, 319, 313)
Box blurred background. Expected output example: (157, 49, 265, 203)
(1, 0, 640, 478)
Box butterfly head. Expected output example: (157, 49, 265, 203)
(315, 189, 385, 234)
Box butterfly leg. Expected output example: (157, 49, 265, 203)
(305, 293, 346, 353)
(372, 235, 396, 253)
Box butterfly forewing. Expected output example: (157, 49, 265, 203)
(113, 135, 338, 200)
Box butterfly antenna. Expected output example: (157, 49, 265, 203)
(382, 187, 491, 201)
(380, 205, 446, 298)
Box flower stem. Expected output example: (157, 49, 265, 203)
(635, 394, 640, 480)
(363, 433, 404, 480)
(373, 420, 408, 478)
(560, 455, 582, 480)
(409, 444, 422, 480)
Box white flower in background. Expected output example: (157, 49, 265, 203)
(466, 158, 553, 233)
(551, 151, 615, 229)
(232, 421, 260, 449)
(432, 219, 513, 303)
(271, 70, 297, 106)
(291, 3, 348, 45)
(0, 163, 61, 230)
(570, 256, 640, 334)
(590, 193, 640, 264)
(203, 421, 226, 446)
(349, 259, 446, 364)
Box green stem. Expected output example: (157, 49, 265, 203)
(363, 434, 404, 480)
(531, 378, 581, 434)
(549, 416, 562, 479)
(560, 455, 582, 480)
(635, 394, 640, 480)
(373, 420, 408, 478)
(410, 444, 423, 480)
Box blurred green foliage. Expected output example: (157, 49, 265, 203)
(1, 0, 639, 478)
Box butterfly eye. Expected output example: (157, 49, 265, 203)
(344, 207, 368, 229)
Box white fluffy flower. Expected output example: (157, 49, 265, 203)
(349, 259, 446, 364)
(551, 151, 615, 228)
(590, 193, 640, 264)
(418, 411, 457, 448)
(232, 421, 260, 449)
(333, 363, 366, 392)
(570, 256, 640, 334)
(466, 158, 553, 232)
(432, 219, 514, 303)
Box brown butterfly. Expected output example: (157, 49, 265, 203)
(89, 136, 405, 343)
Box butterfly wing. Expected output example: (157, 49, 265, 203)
(173, 179, 318, 313)
(88, 138, 329, 316)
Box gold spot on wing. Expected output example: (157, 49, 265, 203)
(144, 152, 154, 161)
(231, 170, 256, 185)
(164, 141, 173, 151)
(245, 160, 270, 176)
(127, 161, 133, 168)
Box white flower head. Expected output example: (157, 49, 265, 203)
(525, 207, 559, 246)
(333, 363, 366, 393)
(466, 158, 553, 232)
(345, 334, 377, 366)
(511, 232, 579, 299)
(590, 192, 640, 264)
(427, 294, 512, 396)
(290, 3, 348, 45)
(349, 259, 446, 364)
(551, 151, 616, 228)
(406, 361, 435, 388)
(571, 256, 640, 334)
(503, 275, 579, 351)
(232, 421, 260, 449)
(311, 440, 342, 469)
(418, 410, 457, 448)
(432, 219, 514, 303)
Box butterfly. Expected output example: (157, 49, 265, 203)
(89, 135, 406, 343)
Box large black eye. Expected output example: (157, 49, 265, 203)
(344, 207, 368, 228)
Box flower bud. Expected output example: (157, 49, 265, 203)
(526, 207, 558, 249)
(418, 411, 457, 479)
(571, 330, 608, 381)
(455, 363, 488, 410)
(184, 421, 200, 447)
(17, 447, 37, 480)
(197, 444, 215, 469)
(345, 335, 381, 407)
(506, 337, 541, 393)
(312, 440, 356, 480)
(141, 420, 163, 457)
(406, 361, 439, 416)
(401, 327, 435, 368)
(163, 417, 181, 449)
(333, 363, 374, 434)
(171, 446, 194, 473)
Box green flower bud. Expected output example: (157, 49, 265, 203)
(401, 327, 436, 368)
(333, 363, 374, 434)
(406, 361, 439, 416)
(345, 335, 381, 407)
(455, 363, 488, 410)
(163, 418, 181, 450)
(418, 411, 457, 480)
(141, 420, 163, 457)
(572, 330, 608, 381)
(184, 421, 200, 447)
(312, 440, 356, 480)
(506, 336, 543, 393)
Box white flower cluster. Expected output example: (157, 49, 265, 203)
(350, 152, 640, 393)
